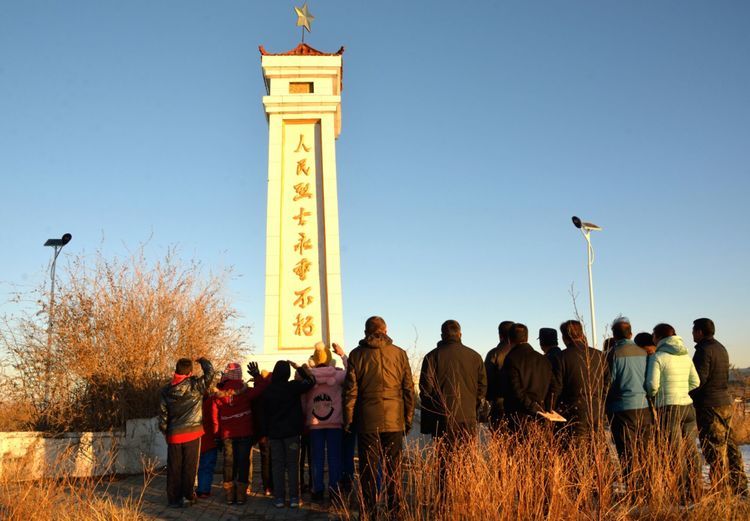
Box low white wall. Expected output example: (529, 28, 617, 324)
(0, 417, 167, 480)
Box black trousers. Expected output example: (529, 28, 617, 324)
(223, 436, 252, 484)
(256, 436, 273, 491)
(658, 404, 702, 502)
(166, 438, 201, 504)
(299, 432, 313, 488)
(435, 422, 476, 495)
(609, 408, 654, 480)
(358, 431, 403, 516)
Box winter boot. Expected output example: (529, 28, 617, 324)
(236, 482, 248, 505)
(223, 481, 236, 504)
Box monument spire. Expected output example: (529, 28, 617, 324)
(257, 18, 344, 369)
(294, 2, 314, 43)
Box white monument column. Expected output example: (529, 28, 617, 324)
(256, 43, 345, 368)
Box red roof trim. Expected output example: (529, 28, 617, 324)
(259, 43, 345, 57)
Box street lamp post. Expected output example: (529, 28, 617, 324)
(571, 217, 601, 349)
(43, 233, 72, 409)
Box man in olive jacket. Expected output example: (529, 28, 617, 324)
(343, 316, 415, 515)
(419, 320, 487, 438)
(159, 357, 214, 507)
(690, 318, 747, 496)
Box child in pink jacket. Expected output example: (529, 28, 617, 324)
(304, 342, 347, 501)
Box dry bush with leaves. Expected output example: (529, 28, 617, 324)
(0, 246, 245, 432)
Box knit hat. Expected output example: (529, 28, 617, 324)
(220, 362, 242, 383)
(308, 342, 332, 367)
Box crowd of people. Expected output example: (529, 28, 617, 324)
(158, 315, 747, 513)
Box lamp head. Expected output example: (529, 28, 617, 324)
(571, 216, 601, 232)
(44, 233, 73, 247)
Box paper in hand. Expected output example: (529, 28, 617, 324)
(536, 410, 567, 422)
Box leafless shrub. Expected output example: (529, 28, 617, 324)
(0, 245, 246, 432)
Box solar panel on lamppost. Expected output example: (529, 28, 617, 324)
(572, 217, 602, 349)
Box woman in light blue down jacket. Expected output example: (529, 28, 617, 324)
(646, 323, 701, 503)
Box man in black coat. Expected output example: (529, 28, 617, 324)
(539, 327, 563, 374)
(502, 323, 552, 430)
(484, 320, 514, 430)
(420, 320, 486, 495)
(548, 320, 607, 442)
(419, 319, 487, 440)
(690, 318, 747, 496)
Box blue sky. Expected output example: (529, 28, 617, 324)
(1, 1, 749, 365)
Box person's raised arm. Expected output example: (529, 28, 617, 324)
(342, 356, 358, 432)
(332, 343, 348, 383)
(246, 361, 270, 398)
(196, 357, 215, 394)
(291, 362, 316, 393)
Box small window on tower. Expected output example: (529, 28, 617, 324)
(289, 82, 314, 94)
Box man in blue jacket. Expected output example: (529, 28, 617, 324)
(690, 318, 747, 497)
(605, 317, 653, 481)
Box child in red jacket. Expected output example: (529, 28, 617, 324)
(213, 361, 268, 505)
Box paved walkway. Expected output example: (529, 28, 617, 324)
(103, 464, 346, 520)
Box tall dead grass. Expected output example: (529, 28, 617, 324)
(338, 423, 750, 521)
(0, 445, 155, 520)
(0, 245, 245, 432)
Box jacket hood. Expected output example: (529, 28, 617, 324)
(657, 335, 688, 355)
(359, 331, 393, 349)
(171, 373, 191, 386)
(272, 360, 291, 383)
(311, 364, 339, 386)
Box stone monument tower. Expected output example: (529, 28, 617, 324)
(256, 42, 345, 367)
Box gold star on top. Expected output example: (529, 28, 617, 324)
(294, 2, 314, 33)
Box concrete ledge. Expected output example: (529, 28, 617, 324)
(0, 417, 167, 480)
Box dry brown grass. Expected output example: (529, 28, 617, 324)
(731, 403, 750, 445)
(338, 423, 750, 521)
(0, 245, 245, 432)
(0, 447, 155, 521)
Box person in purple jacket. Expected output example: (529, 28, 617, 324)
(304, 342, 348, 502)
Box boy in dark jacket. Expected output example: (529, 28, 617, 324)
(262, 360, 316, 508)
(158, 357, 214, 507)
